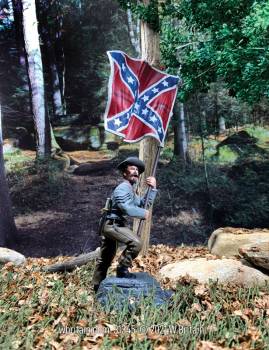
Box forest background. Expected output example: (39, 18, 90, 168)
(0, 0, 268, 251)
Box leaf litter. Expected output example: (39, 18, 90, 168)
(0, 244, 268, 349)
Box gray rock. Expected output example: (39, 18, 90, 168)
(53, 125, 103, 151)
(96, 272, 173, 311)
(0, 248, 26, 266)
(208, 227, 269, 257)
(53, 126, 91, 151)
(239, 242, 269, 272)
(52, 114, 81, 127)
(159, 258, 269, 287)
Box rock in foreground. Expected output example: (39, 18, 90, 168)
(159, 258, 269, 287)
(208, 227, 269, 257)
(239, 242, 269, 272)
(0, 248, 26, 266)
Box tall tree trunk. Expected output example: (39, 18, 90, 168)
(50, 55, 65, 117)
(218, 116, 226, 134)
(12, 0, 25, 66)
(38, 0, 65, 118)
(174, 101, 188, 162)
(127, 9, 140, 56)
(0, 103, 17, 247)
(55, 0, 67, 115)
(135, 0, 160, 255)
(12, 0, 30, 111)
(21, 0, 51, 158)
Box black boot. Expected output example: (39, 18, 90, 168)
(116, 265, 135, 278)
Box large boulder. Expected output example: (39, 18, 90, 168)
(54, 126, 91, 151)
(239, 242, 269, 272)
(0, 248, 26, 266)
(159, 258, 269, 287)
(51, 114, 81, 127)
(53, 125, 103, 151)
(208, 227, 269, 257)
(4, 127, 35, 150)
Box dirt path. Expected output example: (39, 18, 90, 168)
(12, 150, 209, 257)
(12, 151, 117, 257)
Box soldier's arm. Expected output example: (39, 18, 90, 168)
(140, 188, 158, 208)
(138, 176, 158, 207)
(114, 183, 147, 219)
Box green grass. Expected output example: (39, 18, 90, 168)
(4, 150, 33, 173)
(245, 125, 269, 149)
(186, 125, 269, 165)
(0, 255, 268, 349)
(213, 145, 238, 163)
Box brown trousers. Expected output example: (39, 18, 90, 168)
(91, 221, 142, 287)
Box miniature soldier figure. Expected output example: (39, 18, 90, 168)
(92, 156, 157, 292)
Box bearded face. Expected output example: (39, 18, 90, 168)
(123, 165, 139, 184)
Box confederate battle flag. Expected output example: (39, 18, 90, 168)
(104, 51, 180, 146)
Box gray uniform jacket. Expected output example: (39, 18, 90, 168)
(107, 180, 158, 221)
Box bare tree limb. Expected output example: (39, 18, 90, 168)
(44, 248, 100, 272)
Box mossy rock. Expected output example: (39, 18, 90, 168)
(54, 125, 104, 151)
(215, 131, 267, 162)
(213, 145, 238, 163)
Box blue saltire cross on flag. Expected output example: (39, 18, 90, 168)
(104, 51, 180, 146)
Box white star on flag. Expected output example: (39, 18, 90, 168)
(158, 127, 162, 133)
(162, 80, 168, 87)
(150, 115, 157, 123)
(152, 87, 159, 93)
(127, 76, 134, 84)
(142, 95, 149, 102)
(142, 108, 148, 115)
(122, 64, 126, 71)
(134, 103, 140, 111)
(114, 118, 122, 126)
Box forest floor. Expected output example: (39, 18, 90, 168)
(11, 148, 210, 258)
(2, 136, 269, 349)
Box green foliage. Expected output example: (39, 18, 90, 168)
(118, 0, 160, 31)
(159, 123, 269, 229)
(158, 157, 269, 228)
(245, 125, 269, 148)
(4, 151, 32, 173)
(160, 0, 269, 104)
(213, 145, 238, 163)
(161, 146, 174, 160)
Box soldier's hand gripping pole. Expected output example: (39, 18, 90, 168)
(136, 145, 162, 237)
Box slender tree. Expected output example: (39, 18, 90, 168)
(119, 0, 163, 254)
(38, 0, 65, 118)
(126, 8, 140, 55)
(54, 0, 67, 115)
(173, 101, 188, 161)
(136, 0, 160, 255)
(21, 0, 51, 158)
(0, 102, 17, 247)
